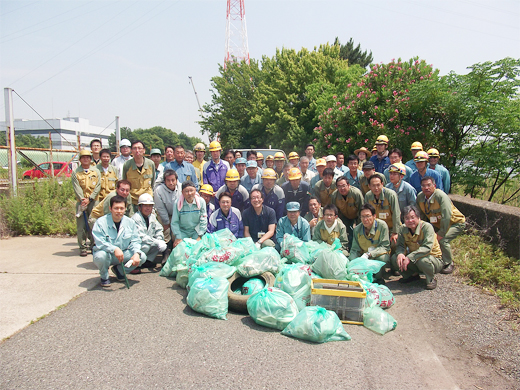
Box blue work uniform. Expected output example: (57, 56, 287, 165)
(409, 168, 444, 194)
(385, 180, 417, 220)
(275, 215, 311, 251)
(164, 160, 199, 189)
(405, 159, 417, 172)
(171, 195, 208, 240)
(344, 169, 363, 190)
(430, 164, 451, 193)
(308, 157, 317, 173)
(207, 207, 244, 238)
(214, 184, 250, 212)
(240, 172, 262, 192)
(92, 214, 146, 280)
(384, 164, 413, 183)
(203, 159, 229, 192)
(370, 154, 390, 174)
(282, 181, 311, 217)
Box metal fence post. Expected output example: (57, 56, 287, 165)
(4, 88, 17, 196)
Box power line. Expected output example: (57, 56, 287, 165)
(8, 0, 137, 86)
(98, 119, 116, 136)
(22, 0, 180, 95)
(1, 1, 94, 42)
(12, 90, 78, 149)
(0, 1, 39, 16)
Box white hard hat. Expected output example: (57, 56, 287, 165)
(138, 193, 154, 205)
(120, 139, 131, 148)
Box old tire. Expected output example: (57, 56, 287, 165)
(227, 271, 276, 314)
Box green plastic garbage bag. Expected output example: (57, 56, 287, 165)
(187, 262, 236, 291)
(274, 264, 312, 310)
(237, 247, 283, 278)
(176, 264, 189, 289)
(187, 276, 229, 320)
(247, 287, 299, 330)
(347, 258, 386, 283)
(201, 229, 236, 250)
(242, 278, 265, 295)
(363, 305, 397, 335)
(159, 238, 197, 277)
(311, 240, 349, 280)
(227, 237, 257, 266)
(201, 245, 244, 265)
(306, 241, 330, 260)
(282, 306, 351, 343)
(280, 234, 312, 264)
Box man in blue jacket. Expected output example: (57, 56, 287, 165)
(275, 202, 311, 251)
(369, 135, 391, 173)
(92, 195, 146, 287)
(207, 192, 244, 238)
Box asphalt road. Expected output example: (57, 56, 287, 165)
(1, 267, 517, 390)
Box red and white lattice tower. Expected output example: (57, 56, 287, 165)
(224, 0, 250, 67)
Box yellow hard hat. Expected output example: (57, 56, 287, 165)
(79, 149, 92, 158)
(194, 143, 206, 151)
(372, 146, 377, 152)
(225, 169, 240, 181)
(256, 152, 264, 160)
(265, 154, 274, 161)
(427, 148, 440, 158)
(274, 152, 285, 161)
(375, 135, 389, 145)
(287, 167, 302, 180)
(261, 168, 277, 180)
(209, 141, 222, 152)
(316, 158, 326, 167)
(199, 184, 214, 196)
(388, 163, 406, 176)
(414, 151, 429, 162)
(411, 141, 423, 151)
(288, 152, 299, 160)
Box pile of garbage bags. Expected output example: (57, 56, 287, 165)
(161, 230, 397, 340)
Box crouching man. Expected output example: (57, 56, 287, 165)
(349, 203, 391, 285)
(92, 195, 146, 287)
(391, 205, 444, 290)
(131, 193, 167, 272)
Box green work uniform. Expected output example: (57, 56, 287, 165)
(359, 172, 386, 197)
(89, 190, 134, 221)
(416, 189, 465, 266)
(391, 221, 443, 284)
(349, 219, 391, 280)
(71, 165, 101, 251)
(330, 187, 363, 249)
(312, 179, 336, 206)
(364, 187, 401, 235)
(122, 158, 155, 210)
(312, 219, 349, 256)
(96, 163, 118, 202)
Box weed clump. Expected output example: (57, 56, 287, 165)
(0, 179, 76, 236)
(452, 234, 520, 310)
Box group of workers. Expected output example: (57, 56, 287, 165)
(72, 134, 465, 290)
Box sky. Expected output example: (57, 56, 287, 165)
(1, 0, 519, 143)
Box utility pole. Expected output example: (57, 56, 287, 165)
(4, 88, 17, 196)
(224, 0, 250, 68)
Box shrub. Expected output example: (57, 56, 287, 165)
(0, 179, 76, 235)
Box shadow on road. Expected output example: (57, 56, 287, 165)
(240, 316, 280, 333)
(77, 262, 98, 270)
(52, 251, 78, 258)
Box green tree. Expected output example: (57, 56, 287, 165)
(316, 57, 438, 159)
(200, 44, 364, 151)
(406, 58, 520, 203)
(334, 37, 373, 68)
(0, 133, 50, 149)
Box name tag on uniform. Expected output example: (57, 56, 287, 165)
(379, 212, 387, 219)
(430, 216, 438, 223)
(258, 232, 265, 239)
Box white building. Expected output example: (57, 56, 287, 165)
(3, 117, 113, 150)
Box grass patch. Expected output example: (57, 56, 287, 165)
(0, 178, 76, 236)
(452, 234, 520, 311)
